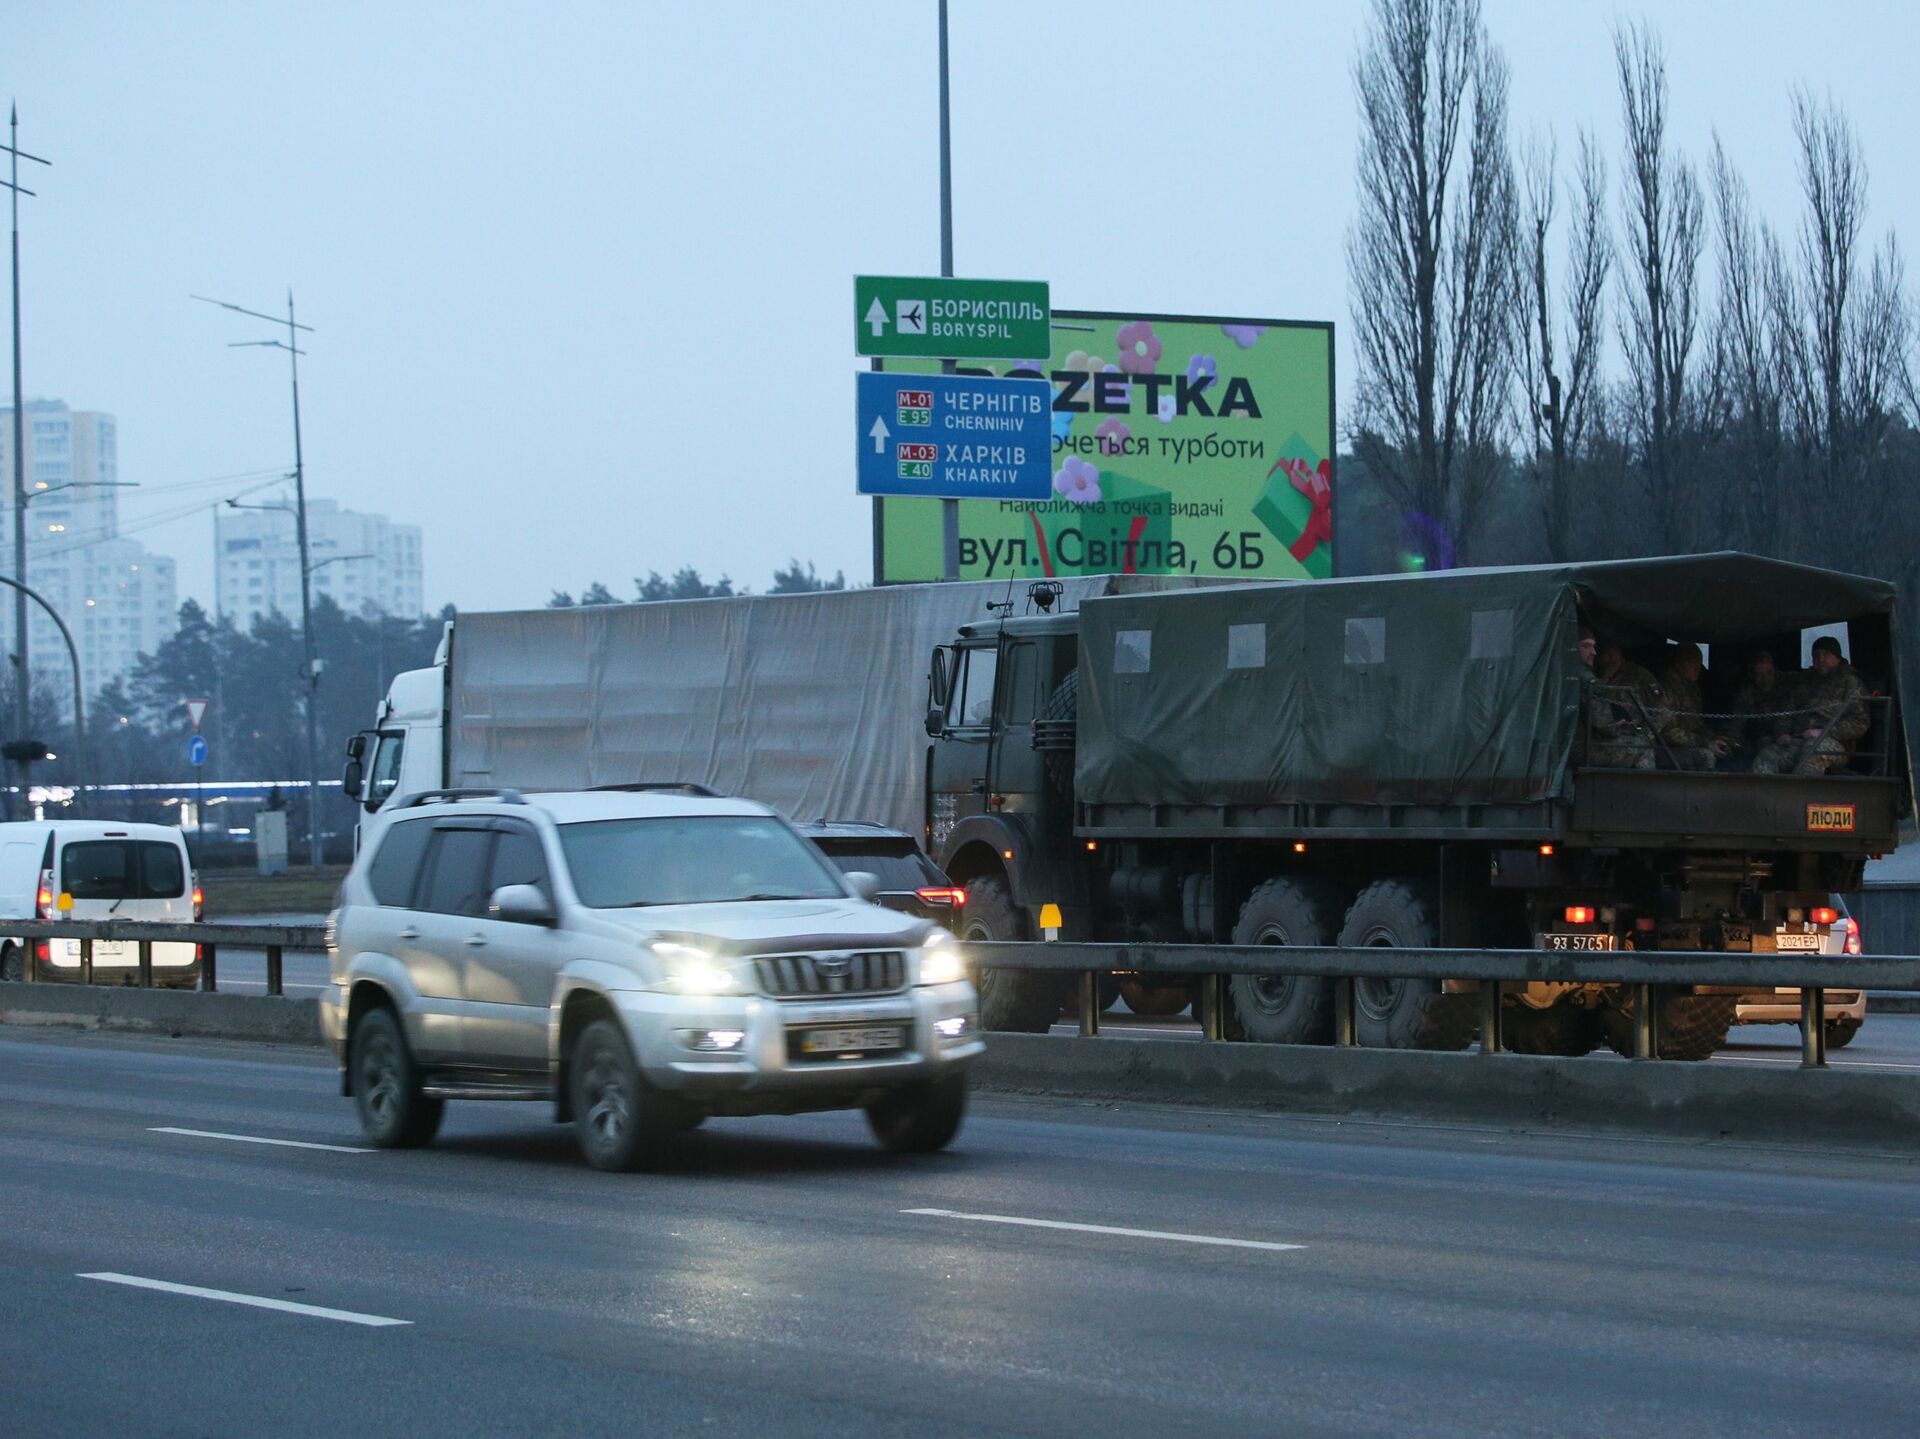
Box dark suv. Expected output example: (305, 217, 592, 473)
(794, 822, 964, 926)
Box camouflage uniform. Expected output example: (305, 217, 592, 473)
(1715, 676, 1790, 767)
(1586, 661, 1662, 769)
(1657, 665, 1717, 770)
(1751, 663, 1871, 775)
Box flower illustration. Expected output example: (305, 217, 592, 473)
(1220, 323, 1266, 349)
(1185, 353, 1217, 391)
(1063, 349, 1109, 378)
(1156, 395, 1177, 424)
(1095, 417, 1132, 456)
(1115, 320, 1162, 374)
(1054, 455, 1102, 505)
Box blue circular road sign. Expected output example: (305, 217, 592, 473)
(187, 734, 208, 767)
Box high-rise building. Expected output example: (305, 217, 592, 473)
(0, 400, 179, 709)
(215, 495, 423, 629)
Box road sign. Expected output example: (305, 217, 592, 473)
(185, 698, 208, 731)
(855, 275, 1051, 359)
(187, 735, 208, 767)
(856, 371, 1052, 500)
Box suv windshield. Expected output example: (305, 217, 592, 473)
(558, 815, 847, 908)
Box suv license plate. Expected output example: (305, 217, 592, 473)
(1775, 933, 1822, 951)
(800, 1025, 905, 1054)
(1546, 934, 1615, 951)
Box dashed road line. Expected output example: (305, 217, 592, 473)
(150, 1126, 372, 1154)
(79, 1273, 410, 1326)
(904, 1207, 1303, 1252)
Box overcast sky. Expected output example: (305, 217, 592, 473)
(12, 1, 1917, 614)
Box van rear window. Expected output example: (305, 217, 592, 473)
(60, 841, 187, 900)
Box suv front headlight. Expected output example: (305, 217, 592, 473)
(917, 929, 967, 987)
(649, 940, 743, 995)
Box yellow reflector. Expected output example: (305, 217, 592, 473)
(1037, 903, 1063, 931)
(57, 891, 74, 912)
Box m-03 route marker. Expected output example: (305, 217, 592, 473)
(856, 371, 1052, 500)
(855, 275, 1051, 359)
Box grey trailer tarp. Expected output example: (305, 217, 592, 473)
(448, 576, 1207, 836)
(1074, 553, 1901, 819)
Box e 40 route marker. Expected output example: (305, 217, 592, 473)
(856, 371, 1052, 500)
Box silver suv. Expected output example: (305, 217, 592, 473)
(321, 787, 981, 1170)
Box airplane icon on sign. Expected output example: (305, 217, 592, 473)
(896, 300, 926, 335)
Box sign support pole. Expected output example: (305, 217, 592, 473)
(937, 0, 959, 581)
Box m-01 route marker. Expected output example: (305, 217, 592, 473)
(856, 275, 1051, 359)
(856, 371, 1052, 500)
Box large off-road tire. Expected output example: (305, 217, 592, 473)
(1224, 878, 1342, 1045)
(1119, 979, 1193, 1017)
(1825, 1016, 1863, 1050)
(1040, 668, 1078, 792)
(1338, 880, 1476, 1051)
(963, 875, 1067, 1032)
(349, 1006, 445, 1149)
(0, 943, 22, 983)
(569, 1018, 698, 1172)
(866, 1072, 968, 1154)
(1599, 991, 1737, 1062)
(1501, 1001, 1604, 1057)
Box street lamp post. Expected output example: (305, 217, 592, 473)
(194, 291, 321, 868)
(0, 572, 87, 811)
(3, 108, 51, 751)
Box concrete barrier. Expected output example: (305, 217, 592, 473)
(0, 981, 320, 1045)
(974, 1033, 1920, 1150)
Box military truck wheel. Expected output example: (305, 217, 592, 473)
(1040, 668, 1079, 792)
(1338, 880, 1475, 1051)
(0, 943, 21, 983)
(1119, 979, 1192, 1017)
(1501, 1002, 1603, 1056)
(963, 876, 1067, 1032)
(1825, 1017, 1862, 1049)
(1224, 879, 1340, 1045)
(1599, 991, 1736, 1062)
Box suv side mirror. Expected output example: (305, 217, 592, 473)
(845, 871, 882, 903)
(489, 883, 557, 926)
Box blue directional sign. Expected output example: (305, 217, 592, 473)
(187, 734, 208, 768)
(856, 371, 1053, 500)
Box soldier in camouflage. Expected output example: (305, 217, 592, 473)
(1584, 636, 1660, 769)
(1715, 649, 1788, 769)
(1751, 637, 1871, 775)
(1657, 642, 1722, 770)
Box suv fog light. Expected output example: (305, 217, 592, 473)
(933, 1015, 972, 1041)
(678, 1028, 746, 1052)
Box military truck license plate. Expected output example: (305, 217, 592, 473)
(1774, 933, 1821, 951)
(800, 1025, 905, 1054)
(1546, 934, 1615, 951)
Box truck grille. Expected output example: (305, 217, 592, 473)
(753, 950, 906, 998)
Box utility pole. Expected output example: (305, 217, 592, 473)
(937, 0, 959, 581)
(3, 107, 51, 769)
(192, 290, 321, 868)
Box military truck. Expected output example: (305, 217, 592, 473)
(925, 554, 1909, 1059)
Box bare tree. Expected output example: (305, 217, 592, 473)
(1704, 137, 1783, 550)
(1614, 20, 1704, 550)
(1348, 0, 1519, 567)
(1519, 130, 1610, 560)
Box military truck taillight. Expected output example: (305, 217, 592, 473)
(1563, 905, 1595, 925)
(1811, 906, 1838, 926)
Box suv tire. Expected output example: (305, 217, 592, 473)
(349, 1006, 445, 1148)
(0, 943, 22, 983)
(866, 1072, 968, 1153)
(570, 1018, 694, 1172)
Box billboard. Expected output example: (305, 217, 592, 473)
(874, 312, 1334, 583)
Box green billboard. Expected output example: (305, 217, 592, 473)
(875, 312, 1334, 583)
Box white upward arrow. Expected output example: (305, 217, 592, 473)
(868, 416, 891, 453)
(864, 296, 889, 336)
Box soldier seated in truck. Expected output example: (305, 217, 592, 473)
(1656, 642, 1724, 770)
(1715, 649, 1787, 770)
(1751, 636, 1871, 775)
(1584, 635, 1659, 769)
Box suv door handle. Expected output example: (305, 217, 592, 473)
(462, 934, 487, 948)
(397, 927, 420, 941)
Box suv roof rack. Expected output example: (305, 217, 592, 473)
(401, 788, 527, 808)
(588, 782, 721, 797)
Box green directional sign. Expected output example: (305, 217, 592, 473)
(855, 275, 1051, 359)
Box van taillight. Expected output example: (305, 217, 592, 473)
(1844, 917, 1862, 955)
(36, 870, 54, 919)
(192, 875, 205, 922)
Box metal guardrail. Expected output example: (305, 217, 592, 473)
(965, 940, 1920, 1068)
(6, 919, 328, 997)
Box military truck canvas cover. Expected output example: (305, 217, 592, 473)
(448, 575, 1206, 836)
(1075, 553, 1900, 828)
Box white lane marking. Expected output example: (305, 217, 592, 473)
(78, 1273, 410, 1327)
(150, 1126, 372, 1154)
(904, 1207, 1303, 1252)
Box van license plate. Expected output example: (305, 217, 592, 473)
(1546, 934, 1615, 951)
(800, 1025, 905, 1054)
(1775, 933, 1821, 951)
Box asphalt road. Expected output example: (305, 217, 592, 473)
(3, 1028, 1918, 1438)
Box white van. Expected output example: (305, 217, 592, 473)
(0, 821, 202, 986)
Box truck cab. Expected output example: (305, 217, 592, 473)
(343, 662, 446, 842)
